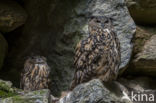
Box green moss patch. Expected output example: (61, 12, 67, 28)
(0, 90, 17, 98)
(0, 80, 17, 98)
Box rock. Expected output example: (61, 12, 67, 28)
(0, 79, 13, 93)
(0, 79, 18, 99)
(132, 27, 153, 55)
(0, 0, 27, 32)
(1, 0, 135, 95)
(126, 0, 156, 24)
(0, 33, 8, 70)
(117, 77, 156, 103)
(118, 76, 156, 91)
(0, 89, 51, 103)
(58, 78, 156, 103)
(58, 79, 128, 103)
(126, 26, 156, 76)
(132, 35, 156, 76)
(0, 79, 52, 103)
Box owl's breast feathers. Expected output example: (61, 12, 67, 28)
(71, 28, 120, 90)
(20, 59, 51, 91)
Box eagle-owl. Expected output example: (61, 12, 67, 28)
(70, 16, 121, 90)
(20, 56, 51, 91)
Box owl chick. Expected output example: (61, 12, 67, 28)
(20, 56, 51, 91)
(70, 16, 121, 90)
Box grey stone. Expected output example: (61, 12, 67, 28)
(0, 0, 27, 32)
(58, 79, 128, 103)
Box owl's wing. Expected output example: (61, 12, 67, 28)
(70, 37, 93, 89)
(20, 62, 32, 90)
(110, 30, 121, 76)
(71, 34, 110, 89)
(74, 36, 94, 70)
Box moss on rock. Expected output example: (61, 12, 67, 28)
(0, 90, 16, 98)
(0, 89, 51, 103)
(0, 80, 17, 98)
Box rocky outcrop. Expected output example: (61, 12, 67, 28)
(118, 77, 156, 103)
(0, 0, 27, 32)
(0, 79, 52, 103)
(0, 89, 51, 103)
(125, 26, 156, 76)
(132, 35, 156, 76)
(1, 0, 135, 95)
(0, 79, 130, 103)
(132, 27, 153, 55)
(1, 78, 156, 103)
(58, 79, 128, 103)
(0, 33, 8, 70)
(0, 79, 17, 99)
(118, 76, 156, 91)
(0, 0, 156, 103)
(126, 26, 156, 76)
(126, 0, 156, 24)
(58, 78, 156, 103)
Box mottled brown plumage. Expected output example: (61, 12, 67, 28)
(20, 56, 51, 91)
(70, 16, 121, 90)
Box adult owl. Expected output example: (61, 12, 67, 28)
(70, 16, 121, 90)
(20, 56, 51, 91)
